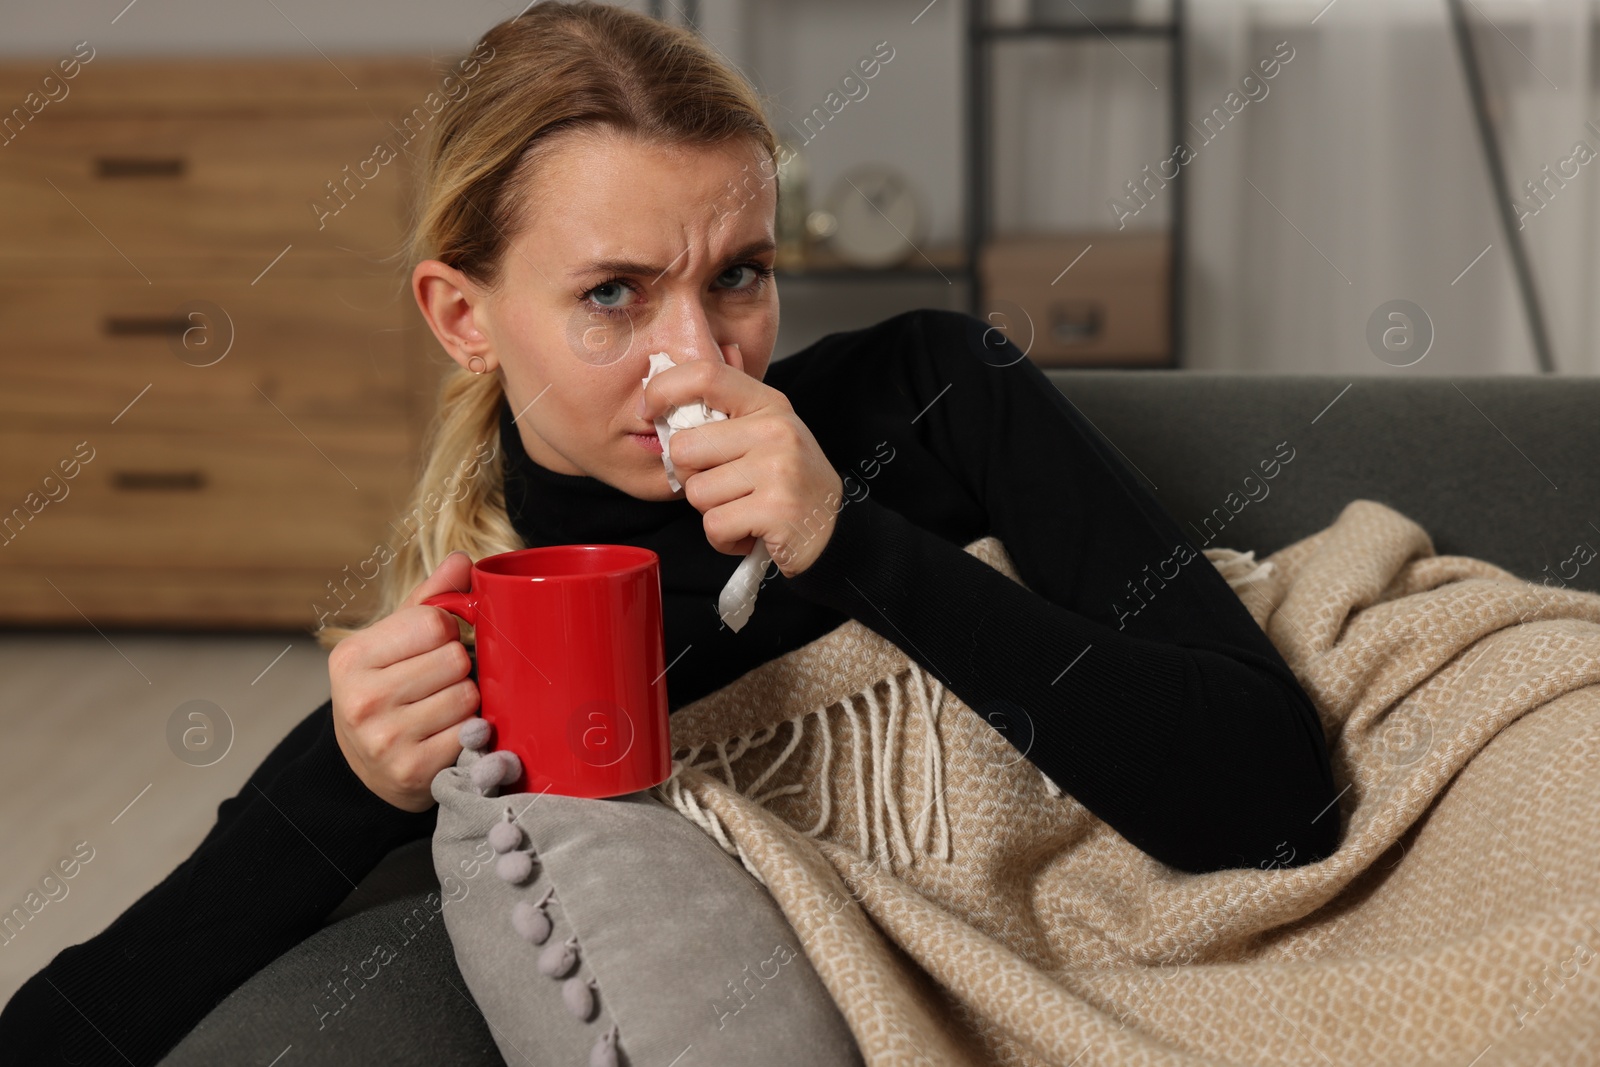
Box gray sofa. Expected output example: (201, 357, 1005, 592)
(158, 371, 1599, 1065)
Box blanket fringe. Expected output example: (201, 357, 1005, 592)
(654, 771, 769, 887)
(655, 657, 1070, 874)
(1205, 546, 1276, 592)
(657, 657, 1020, 875)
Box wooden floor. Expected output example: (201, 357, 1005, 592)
(0, 630, 330, 1005)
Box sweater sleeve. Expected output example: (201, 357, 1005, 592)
(781, 311, 1339, 874)
(0, 698, 438, 1066)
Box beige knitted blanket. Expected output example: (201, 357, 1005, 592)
(650, 499, 1600, 1066)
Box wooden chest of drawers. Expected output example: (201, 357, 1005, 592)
(0, 58, 454, 628)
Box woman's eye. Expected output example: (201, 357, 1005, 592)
(717, 264, 766, 290)
(587, 281, 634, 308)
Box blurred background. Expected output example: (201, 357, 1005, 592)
(0, 0, 1593, 1006)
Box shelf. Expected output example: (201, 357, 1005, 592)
(776, 264, 973, 282)
(775, 242, 971, 282)
(979, 23, 1177, 39)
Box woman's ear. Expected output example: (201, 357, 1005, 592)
(413, 258, 496, 374)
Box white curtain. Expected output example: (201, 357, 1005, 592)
(991, 0, 1598, 374)
(1183, 0, 1599, 375)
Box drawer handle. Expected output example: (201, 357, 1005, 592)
(1050, 301, 1103, 345)
(103, 316, 190, 337)
(95, 157, 187, 179)
(111, 469, 207, 492)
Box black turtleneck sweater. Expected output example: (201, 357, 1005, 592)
(1, 309, 1338, 1064)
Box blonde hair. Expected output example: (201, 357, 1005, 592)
(312, 1, 778, 650)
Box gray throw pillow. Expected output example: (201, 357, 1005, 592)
(431, 748, 863, 1067)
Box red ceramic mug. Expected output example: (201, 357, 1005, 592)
(423, 544, 671, 799)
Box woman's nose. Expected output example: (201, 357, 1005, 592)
(653, 296, 722, 367)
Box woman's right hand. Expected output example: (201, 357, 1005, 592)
(328, 550, 480, 812)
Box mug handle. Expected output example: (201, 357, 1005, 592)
(423, 583, 478, 627)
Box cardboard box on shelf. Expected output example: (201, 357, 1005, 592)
(980, 231, 1171, 367)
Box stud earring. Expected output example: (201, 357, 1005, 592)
(467, 355, 488, 375)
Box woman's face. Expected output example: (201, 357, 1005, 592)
(413, 127, 780, 502)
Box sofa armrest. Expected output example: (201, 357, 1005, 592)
(158, 840, 504, 1067)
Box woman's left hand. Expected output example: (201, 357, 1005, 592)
(639, 345, 844, 578)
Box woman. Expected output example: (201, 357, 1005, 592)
(0, 3, 1338, 1062)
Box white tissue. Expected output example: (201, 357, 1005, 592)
(643, 352, 725, 494)
(641, 351, 771, 633)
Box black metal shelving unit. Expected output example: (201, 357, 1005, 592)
(965, 0, 1186, 367)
